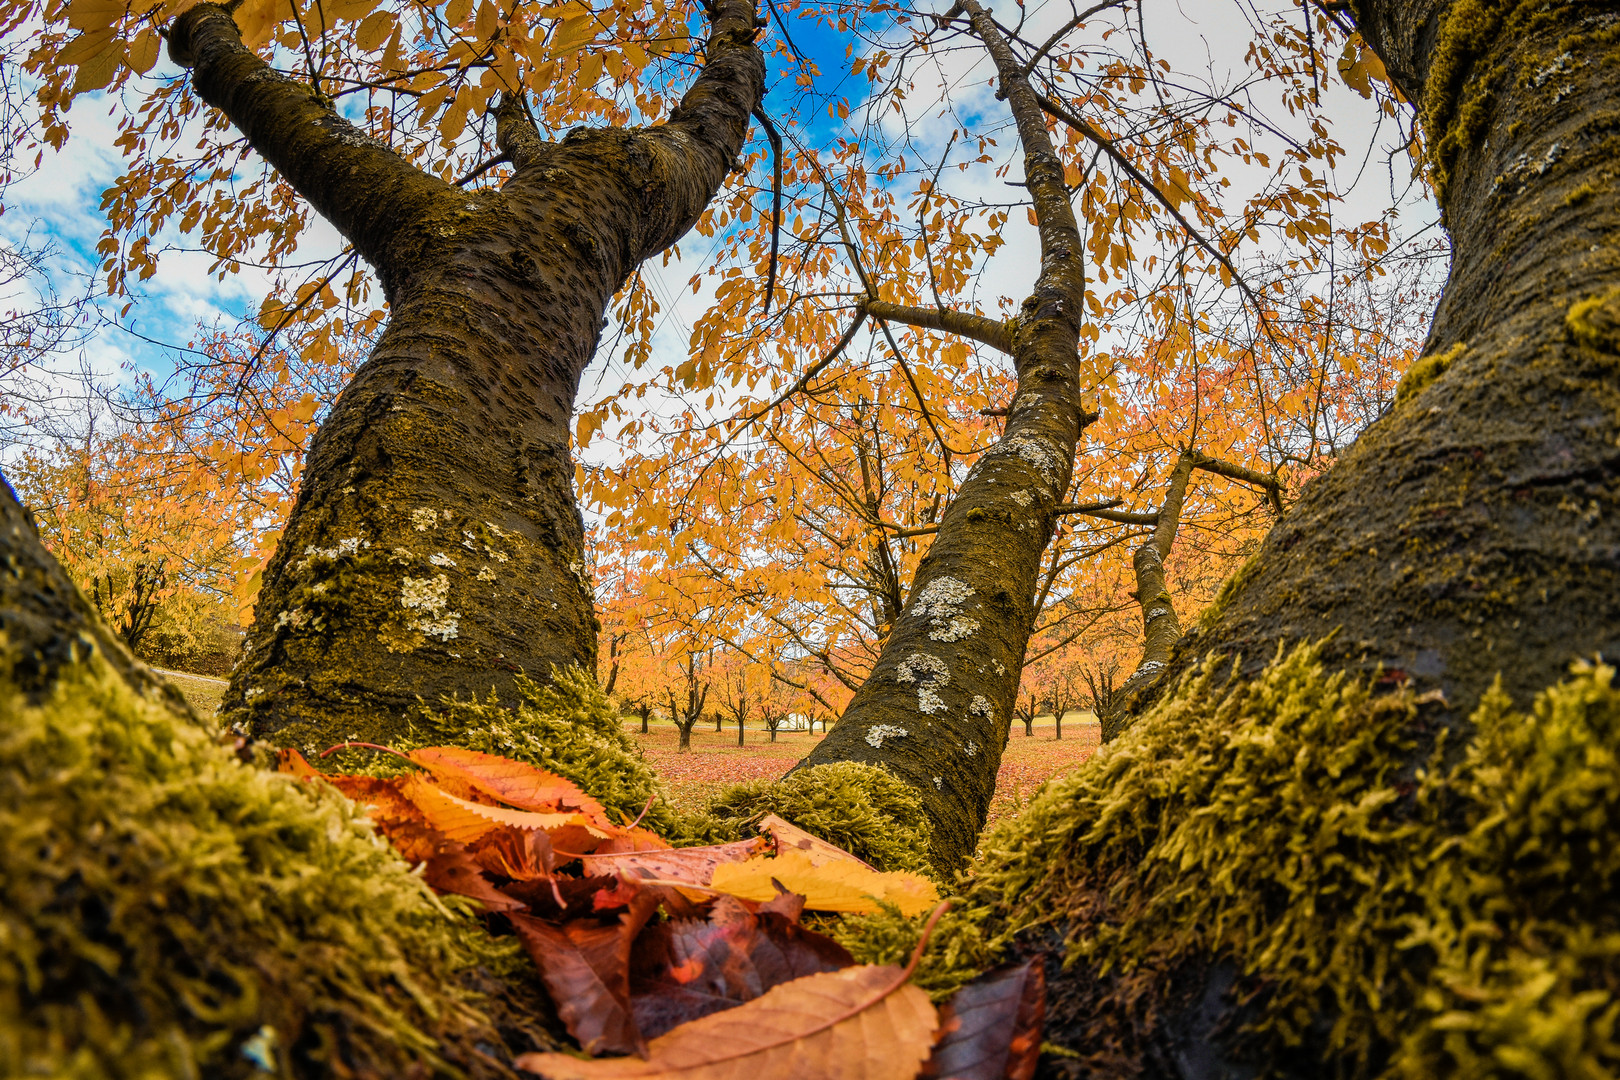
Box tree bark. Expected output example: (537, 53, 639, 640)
(1025, 2, 1620, 1071)
(1146, 0, 1620, 728)
(168, 2, 765, 748)
(794, 0, 1092, 871)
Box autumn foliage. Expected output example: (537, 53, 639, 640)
(272, 742, 1048, 1079)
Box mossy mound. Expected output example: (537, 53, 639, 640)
(864, 643, 1620, 1076)
(699, 761, 937, 876)
(0, 651, 522, 1079)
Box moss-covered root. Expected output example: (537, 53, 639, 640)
(696, 761, 937, 876)
(0, 650, 537, 1079)
(917, 641, 1620, 1078)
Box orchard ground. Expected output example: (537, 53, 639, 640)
(165, 671, 1097, 829)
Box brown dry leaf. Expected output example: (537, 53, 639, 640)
(629, 894, 853, 1039)
(922, 961, 1046, 1080)
(510, 892, 660, 1057)
(576, 836, 768, 887)
(471, 825, 559, 881)
(407, 746, 617, 830)
(399, 773, 603, 844)
(708, 849, 940, 916)
(515, 962, 937, 1079)
(422, 847, 528, 913)
(756, 813, 877, 871)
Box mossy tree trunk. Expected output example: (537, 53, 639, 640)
(1000, 1, 1620, 1073)
(794, 0, 1093, 871)
(1147, 0, 1620, 725)
(166, 1, 765, 751)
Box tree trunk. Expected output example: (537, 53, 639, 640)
(639, 702, 650, 734)
(1053, 707, 1061, 741)
(715, 713, 724, 733)
(165, 2, 764, 750)
(736, 713, 744, 747)
(793, 0, 1092, 871)
(677, 723, 693, 753)
(1142, 0, 1620, 726)
(1018, 2, 1620, 1071)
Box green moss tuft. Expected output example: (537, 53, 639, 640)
(1395, 341, 1468, 407)
(1566, 286, 1620, 356)
(944, 640, 1620, 1075)
(0, 648, 520, 1078)
(828, 902, 996, 1000)
(700, 762, 936, 876)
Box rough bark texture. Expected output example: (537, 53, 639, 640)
(796, 0, 1092, 871)
(1136, 0, 1620, 735)
(1019, 2, 1620, 1074)
(172, 2, 765, 748)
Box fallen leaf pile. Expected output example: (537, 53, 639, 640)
(278, 744, 1043, 1079)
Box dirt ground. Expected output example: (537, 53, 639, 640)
(628, 715, 1100, 827)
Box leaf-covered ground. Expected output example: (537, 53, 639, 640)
(626, 718, 1099, 827)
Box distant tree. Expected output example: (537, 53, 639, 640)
(664, 651, 709, 755)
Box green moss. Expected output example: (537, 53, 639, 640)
(937, 640, 1620, 1075)
(1566, 287, 1620, 356)
(1395, 341, 1468, 407)
(828, 902, 996, 1000)
(698, 761, 937, 876)
(0, 646, 518, 1078)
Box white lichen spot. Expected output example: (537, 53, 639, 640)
(895, 652, 950, 714)
(273, 607, 312, 630)
(865, 724, 909, 749)
(969, 695, 993, 720)
(296, 535, 365, 571)
(1010, 489, 1033, 507)
(966, 740, 979, 757)
(244, 687, 264, 699)
(1000, 434, 1064, 486)
(477, 566, 497, 582)
(401, 573, 461, 641)
(412, 508, 438, 531)
(994, 660, 1007, 677)
(311, 582, 330, 595)
(933, 776, 943, 790)
(429, 552, 456, 568)
(1136, 659, 1166, 676)
(912, 576, 980, 642)
(462, 530, 478, 551)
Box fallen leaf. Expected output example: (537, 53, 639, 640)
(471, 825, 559, 881)
(708, 849, 940, 917)
(408, 746, 618, 829)
(756, 813, 877, 871)
(922, 961, 1046, 1080)
(276, 746, 322, 778)
(399, 773, 605, 844)
(629, 895, 853, 1039)
(422, 847, 528, 912)
(510, 893, 661, 1057)
(516, 962, 937, 1079)
(575, 836, 769, 887)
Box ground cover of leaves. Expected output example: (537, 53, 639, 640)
(626, 720, 1099, 827)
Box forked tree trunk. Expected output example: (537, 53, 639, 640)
(795, 0, 1092, 870)
(166, 2, 764, 748)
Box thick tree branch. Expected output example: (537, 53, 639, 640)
(863, 298, 1015, 355)
(493, 92, 549, 170)
(168, 3, 453, 283)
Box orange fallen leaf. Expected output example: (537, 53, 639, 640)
(407, 746, 618, 830)
(275, 746, 322, 778)
(399, 773, 606, 844)
(515, 962, 937, 1079)
(575, 837, 769, 887)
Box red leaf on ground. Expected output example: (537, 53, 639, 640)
(511, 893, 661, 1057)
(922, 960, 1046, 1080)
(628, 895, 853, 1039)
(422, 847, 527, 912)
